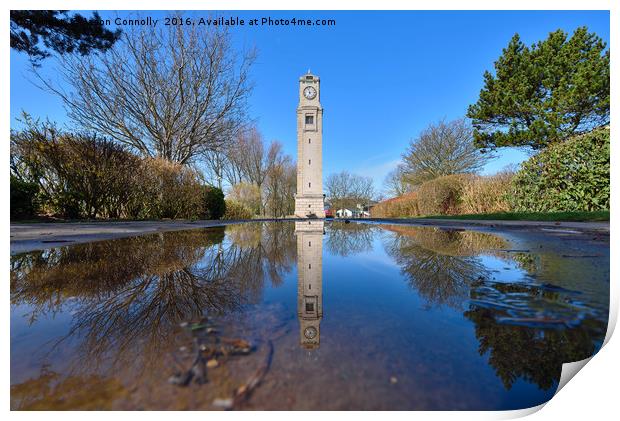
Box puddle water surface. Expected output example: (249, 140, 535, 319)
(10, 221, 609, 410)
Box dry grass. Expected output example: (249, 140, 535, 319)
(460, 171, 514, 214)
(372, 191, 420, 218)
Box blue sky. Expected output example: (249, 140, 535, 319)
(10, 10, 610, 194)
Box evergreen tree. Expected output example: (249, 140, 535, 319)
(467, 27, 609, 150)
(203, 187, 226, 220)
(10, 10, 121, 65)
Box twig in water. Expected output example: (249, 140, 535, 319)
(212, 340, 274, 410)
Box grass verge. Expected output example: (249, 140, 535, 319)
(420, 211, 609, 222)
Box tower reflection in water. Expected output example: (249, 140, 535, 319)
(295, 220, 324, 349)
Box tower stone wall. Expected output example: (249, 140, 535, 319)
(295, 72, 325, 218)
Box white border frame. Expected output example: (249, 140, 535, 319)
(3, 2, 617, 420)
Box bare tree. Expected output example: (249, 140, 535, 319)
(38, 15, 255, 164)
(325, 171, 375, 212)
(383, 163, 413, 197)
(202, 148, 228, 190)
(402, 118, 495, 186)
(233, 128, 287, 215)
(202, 144, 245, 190)
(264, 146, 296, 218)
(204, 126, 296, 217)
(235, 128, 267, 184)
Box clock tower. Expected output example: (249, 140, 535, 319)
(295, 71, 325, 218)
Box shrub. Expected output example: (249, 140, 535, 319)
(460, 171, 514, 214)
(139, 158, 204, 220)
(10, 175, 39, 219)
(372, 192, 420, 218)
(11, 119, 141, 219)
(11, 118, 207, 220)
(416, 174, 473, 215)
(373, 172, 516, 218)
(223, 200, 253, 220)
(511, 127, 610, 212)
(203, 186, 226, 220)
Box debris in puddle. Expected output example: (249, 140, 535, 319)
(468, 278, 594, 330)
(212, 340, 274, 410)
(168, 371, 192, 386)
(170, 317, 256, 388)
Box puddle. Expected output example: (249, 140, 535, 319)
(10, 221, 609, 410)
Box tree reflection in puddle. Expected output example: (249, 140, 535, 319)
(10, 221, 609, 410)
(10, 223, 296, 409)
(382, 225, 505, 308)
(381, 224, 607, 392)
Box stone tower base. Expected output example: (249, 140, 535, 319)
(295, 194, 325, 218)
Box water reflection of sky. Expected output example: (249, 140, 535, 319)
(10, 222, 609, 410)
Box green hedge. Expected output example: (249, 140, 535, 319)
(203, 186, 226, 220)
(10, 175, 39, 219)
(511, 127, 610, 212)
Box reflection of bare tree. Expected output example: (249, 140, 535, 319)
(227, 222, 296, 287)
(382, 225, 506, 308)
(464, 281, 606, 390)
(325, 222, 375, 257)
(11, 229, 228, 321)
(10, 223, 296, 375)
(261, 222, 297, 286)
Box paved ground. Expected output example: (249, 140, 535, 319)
(10, 217, 609, 254)
(9, 220, 248, 254)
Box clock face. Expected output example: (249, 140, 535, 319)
(304, 326, 318, 340)
(303, 86, 317, 100)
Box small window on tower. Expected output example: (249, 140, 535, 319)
(308, 139, 311, 144)
(309, 159, 311, 165)
(306, 302, 314, 312)
(308, 182, 311, 188)
(305, 115, 314, 125)
(306, 75, 313, 80)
